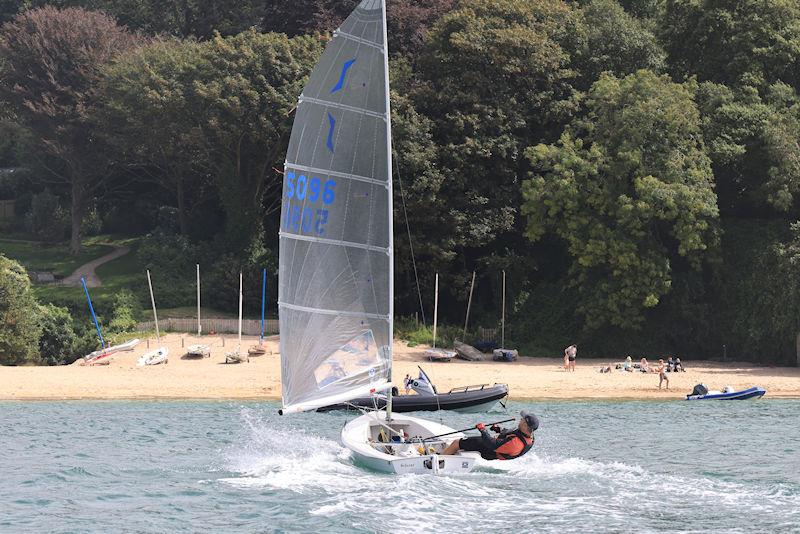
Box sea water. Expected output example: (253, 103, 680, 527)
(1, 400, 798, 533)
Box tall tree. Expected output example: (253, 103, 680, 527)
(101, 38, 210, 235)
(659, 0, 800, 90)
(0, 6, 141, 253)
(523, 70, 719, 329)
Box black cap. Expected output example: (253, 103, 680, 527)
(520, 410, 539, 432)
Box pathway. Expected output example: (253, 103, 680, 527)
(61, 246, 130, 288)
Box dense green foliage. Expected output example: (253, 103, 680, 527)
(2, 0, 800, 364)
(0, 255, 41, 364)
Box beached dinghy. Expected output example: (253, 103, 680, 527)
(278, 0, 477, 475)
(138, 346, 169, 366)
(248, 269, 270, 356)
(186, 264, 211, 359)
(686, 384, 766, 400)
(80, 277, 140, 364)
(225, 272, 249, 364)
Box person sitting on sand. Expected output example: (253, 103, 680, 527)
(666, 355, 675, 372)
(623, 356, 634, 372)
(640, 358, 650, 373)
(442, 411, 538, 461)
(674, 357, 685, 372)
(657, 359, 669, 389)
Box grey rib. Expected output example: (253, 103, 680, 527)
(279, 301, 390, 321)
(299, 96, 388, 120)
(280, 231, 389, 254)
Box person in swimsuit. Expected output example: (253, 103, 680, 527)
(442, 411, 539, 461)
(565, 344, 577, 372)
(657, 359, 669, 389)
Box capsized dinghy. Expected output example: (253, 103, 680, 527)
(277, 0, 478, 475)
(686, 384, 766, 400)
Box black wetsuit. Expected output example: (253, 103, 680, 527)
(459, 427, 533, 460)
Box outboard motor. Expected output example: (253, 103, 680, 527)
(691, 383, 709, 396)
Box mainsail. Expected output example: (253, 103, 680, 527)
(279, 0, 393, 413)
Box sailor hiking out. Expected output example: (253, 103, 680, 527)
(442, 411, 538, 460)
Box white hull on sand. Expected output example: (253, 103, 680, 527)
(341, 412, 479, 475)
(186, 344, 211, 358)
(137, 347, 169, 366)
(225, 351, 248, 364)
(84, 338, 140, 363)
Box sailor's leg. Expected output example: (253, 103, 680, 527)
(442, 439, 461, 456)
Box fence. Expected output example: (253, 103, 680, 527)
(136, 318, 279, 336)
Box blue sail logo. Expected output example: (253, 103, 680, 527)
(330, 58, 356, 93)
(326, 113, 336, 153)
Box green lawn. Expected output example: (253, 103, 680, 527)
(0, 237, 113, 277)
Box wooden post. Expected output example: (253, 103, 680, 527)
(463, 271, 476, 340)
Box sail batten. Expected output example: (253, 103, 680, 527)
(279, 0, 392, 412)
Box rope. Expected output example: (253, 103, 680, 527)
(394, 155, 426, 325)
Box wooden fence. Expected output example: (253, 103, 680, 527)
(137, 318, 279, 336)
(0, 200, 14, 221)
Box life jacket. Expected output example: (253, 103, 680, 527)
(494, 429, 533, 460)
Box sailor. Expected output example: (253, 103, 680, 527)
(441, 411, 538, 460)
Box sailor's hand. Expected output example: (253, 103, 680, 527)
(476, 423, 485, 431)
(490, 425, 501, 433)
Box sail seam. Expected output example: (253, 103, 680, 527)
(278, 301, 390, 320)
(285, 163, 389, 188)
(280, 231, 389, 253)
(333, 29, 384, 52)
(299, 96, 388, 120)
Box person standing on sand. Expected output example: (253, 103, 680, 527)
(565, 344, 577, 372)
(657, 359, 669, 389)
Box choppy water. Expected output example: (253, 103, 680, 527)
(1, 400, 799, 533)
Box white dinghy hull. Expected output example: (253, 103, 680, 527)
(137, 347, 169, 366)
(341, 412, 479, 475)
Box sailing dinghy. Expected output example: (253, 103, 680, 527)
(248, 268, 269, 356)
(278, 0, 478, 474)
(186, 264, 211, 358)
(225, 272, 249, 363)
(138, 270, 169, 366)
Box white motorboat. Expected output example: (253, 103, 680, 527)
(137, 347, 169, 366)
(277, 0, 477, 475)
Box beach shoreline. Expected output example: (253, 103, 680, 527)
(1, 333, 798, 401)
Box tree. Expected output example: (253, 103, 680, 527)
(101, 38, 210, 235)
(0, 6, 141, 254)
(38, 303, 78, 365)
(0, 254, 41, 365)
(522, 70, 719, 329)
(577, 0, 665, 86)
(659, 0, 800, 90)
(190, 30, 321, 249)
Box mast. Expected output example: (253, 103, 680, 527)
(147, 269, 160, 344)
(196, 264, 201, 337)
(463, 271, 476, 340)
(260, 268, 266, 341)
(237, 271, 243, 351)
(81, 277, 105, 349)
(432, 273, 439, 349)
(501, 270, 506, 348)
(383, 0, 394, 422)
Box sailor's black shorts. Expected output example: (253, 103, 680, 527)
(458, 436, 496, 460)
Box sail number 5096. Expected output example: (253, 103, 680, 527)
(285, 172, 336, 204)
(282, 172, 337, 236)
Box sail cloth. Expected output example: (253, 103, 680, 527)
(279, 0, 393, 413)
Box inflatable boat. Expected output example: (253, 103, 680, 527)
(686, 384, 766, 400)
(318, 367, 508, 413)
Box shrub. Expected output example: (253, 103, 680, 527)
(109, 290, 143, 332)
(24, 189, 69, 242)
(0, 254, 42, 364)
(37, 303, 79, 365)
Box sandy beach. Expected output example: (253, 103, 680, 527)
(1, 333, 798, 401)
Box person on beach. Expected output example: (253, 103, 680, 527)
(640, 357, 650, 373)
(674, 357, 685, 372)
(403, 374, 411, 395)
(565, 344, 577, 371)
(657, 359, 669, 389)
(623, 356, 633, 371)
(442, 411, 538, 461)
